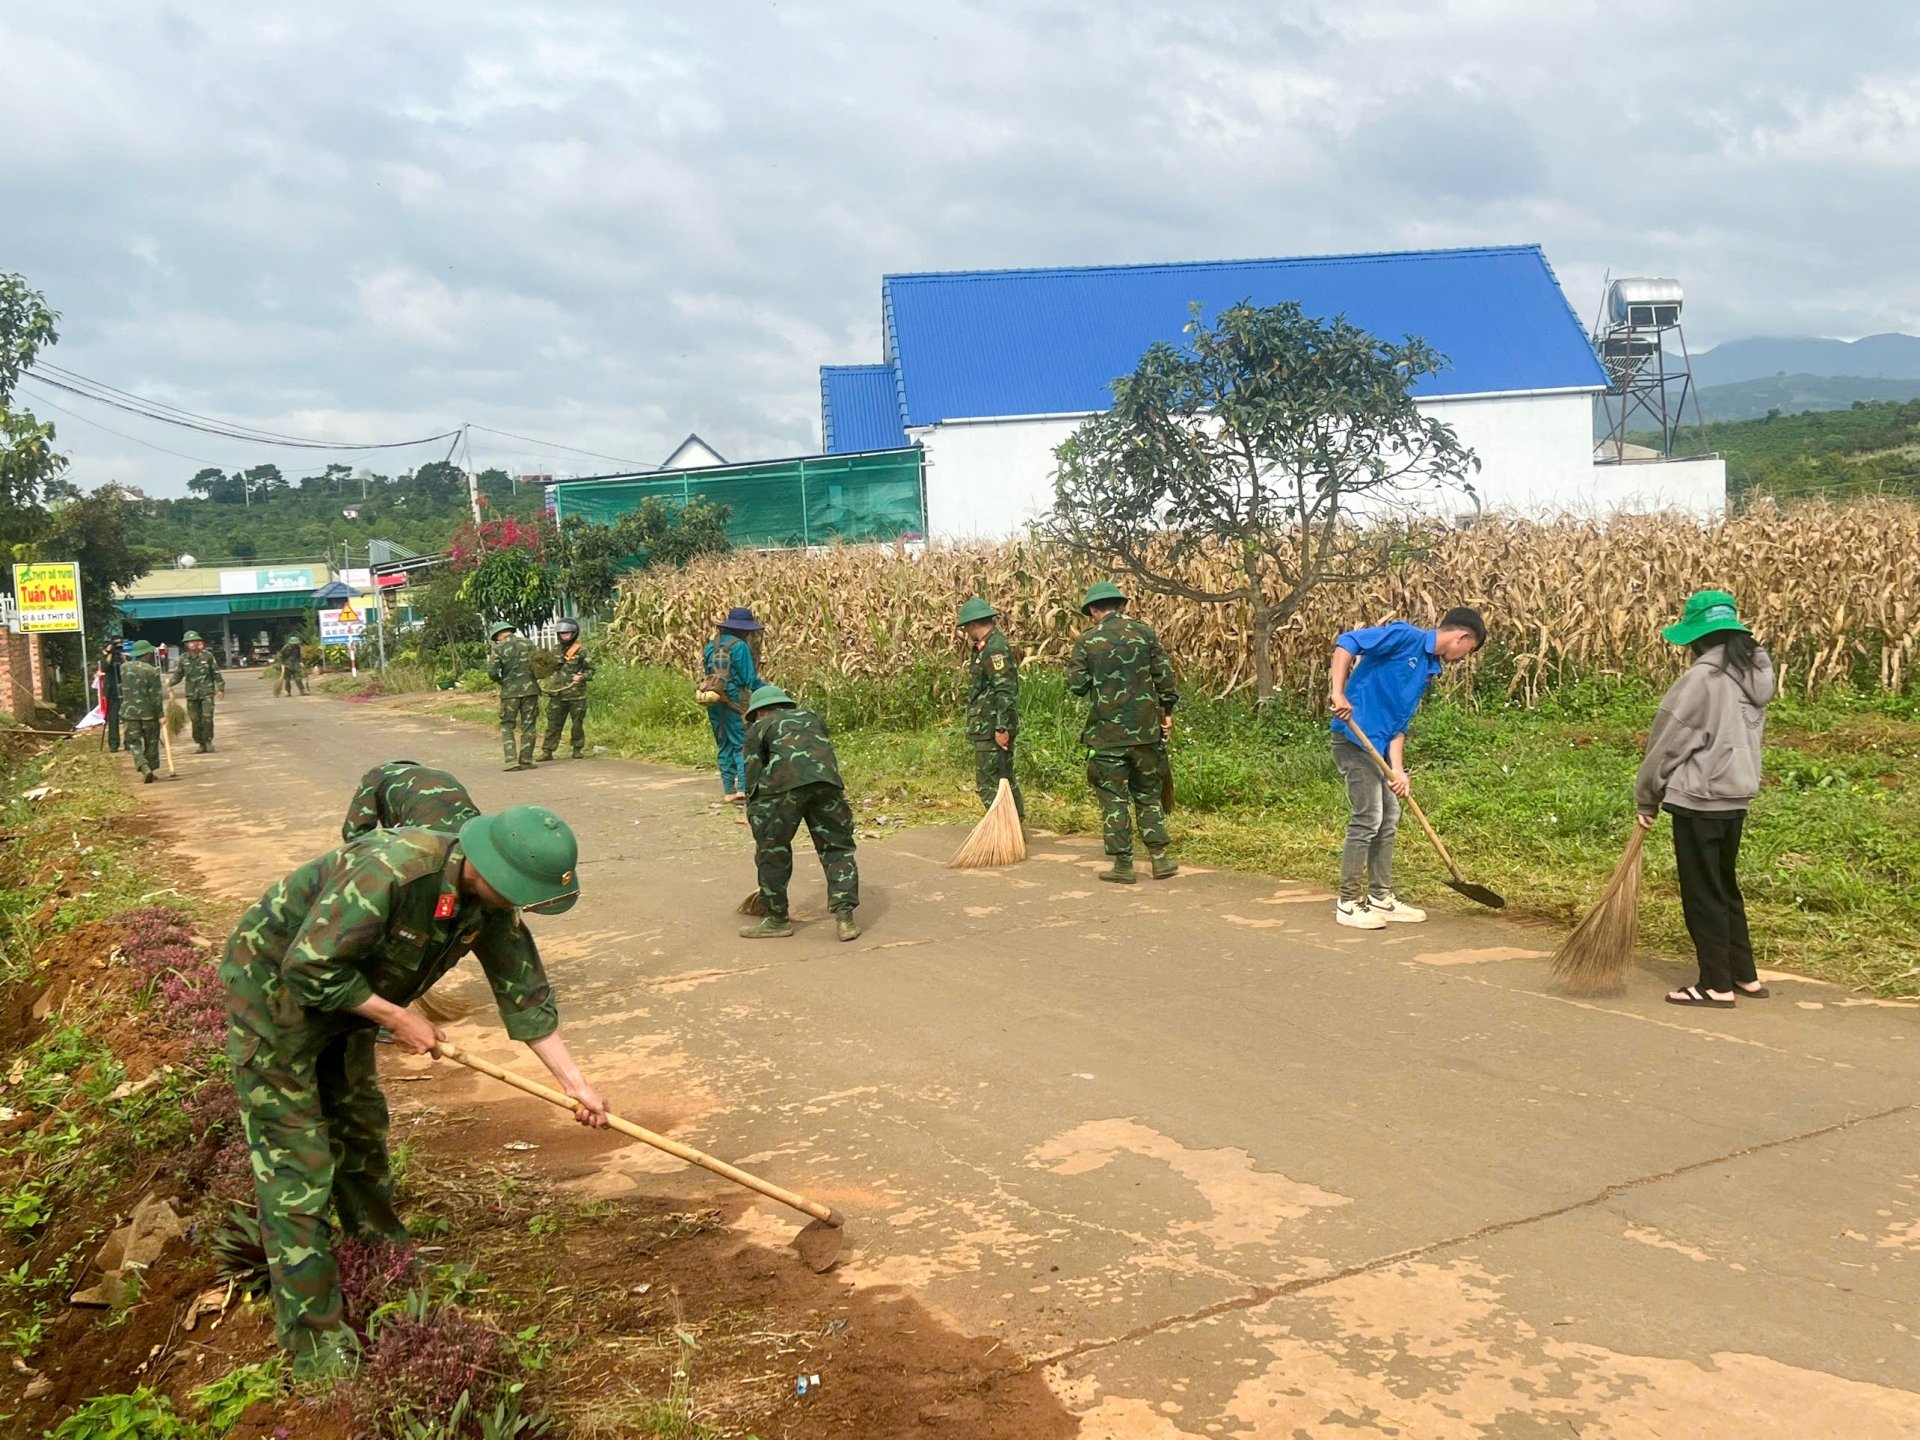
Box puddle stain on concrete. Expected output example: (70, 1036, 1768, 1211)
(1030, 1118, 1349, 1248)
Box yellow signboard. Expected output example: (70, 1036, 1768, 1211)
(336, 601, 360, 625)
(12, 562, 84, 634)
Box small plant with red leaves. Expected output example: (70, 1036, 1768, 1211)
(348, 1300, 508, 1438)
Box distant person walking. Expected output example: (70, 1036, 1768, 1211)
(487, 620, 540, 771)
(958, 597, 1022, 818)
(120, 640, 165, 783)
(279, 637, 308, 696)
(538, 617, 594, 761)
(1636, 590, 1776, 1009)
(1326, 608, 1486, 929)
(700, 607, 763, 802)
(98, 640, 124, 752)
(168, 630, 227, 752)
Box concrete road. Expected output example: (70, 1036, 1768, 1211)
(138, 678, 1920, 1437)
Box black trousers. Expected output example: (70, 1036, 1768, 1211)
(1668, 807, 1755, 993)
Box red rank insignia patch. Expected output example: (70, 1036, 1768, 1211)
(434, 894, 458, 920)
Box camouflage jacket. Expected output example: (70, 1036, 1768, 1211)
(169, 649, 226, 701)
(279, 641, 304, 673)
(119, 660, 165, 721)
(965, 628, 1020, 742)
(341, 761, 480, 842)
(488, 634, 538, 698)
(544, 642, 594, 699)
(744, 705, 845, 797)
(1065, 614, 1178, 749)
(220, 829, 558, 1045)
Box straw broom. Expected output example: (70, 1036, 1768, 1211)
(165, 699, 188, 737)
(949, 778, 1026, 869)
(1548, 826, 1647, 994)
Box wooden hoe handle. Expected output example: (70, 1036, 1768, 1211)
(437, 1043, 842, 1227)
(1340, 722, 1464, 883)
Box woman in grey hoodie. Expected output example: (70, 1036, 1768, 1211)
(1634, 590, 1776, 1009)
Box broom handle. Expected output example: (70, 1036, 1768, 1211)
(1341, 722, 1464, 883)
(437, 1043, 841, 1227)
(161, 705, 176, 777)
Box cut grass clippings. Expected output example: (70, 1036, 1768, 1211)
(393, 660, 1920, 998)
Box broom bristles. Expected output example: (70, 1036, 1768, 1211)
(949, 779, 1026, 869)
(736, 890, 769, 915)
(165, 699, 188, 737)
(413, 984, 476, 1024)
(1548, 826, 1648, 995)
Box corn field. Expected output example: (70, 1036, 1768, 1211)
(607, 499, 1920, 703)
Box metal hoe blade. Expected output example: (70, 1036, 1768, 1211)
(1446, 877, 1506, 910)
(793, 1219, 846, 1273)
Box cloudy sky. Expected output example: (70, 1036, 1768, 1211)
(5, 1, 1917, 496)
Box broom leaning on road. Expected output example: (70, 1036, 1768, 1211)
(1548, 826, 1647, 995)
(949, 778, 1026, 868)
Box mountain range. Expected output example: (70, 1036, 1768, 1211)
(1641, 333, 1920, 424)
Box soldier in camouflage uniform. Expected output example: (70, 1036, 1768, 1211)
(341, 760, 480, 841)
(538, 617, 594, 761)
(737, 685, 861, 942)
(1066, 582, 1180, 884)
(120, 640, 166, 783)
(279, 636, 308, 696)
(167, 630, 227, 752)
(487, 620, 540, 771)
(220, 805, 607, 1378)
(958, 598, 1022, 817)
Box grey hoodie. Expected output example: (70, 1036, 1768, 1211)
(1635, 645, 1776, 815)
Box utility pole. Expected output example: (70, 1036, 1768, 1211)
(462, 425, 483, 526)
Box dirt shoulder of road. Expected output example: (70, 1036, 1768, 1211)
(0, 735, 1075, 1439)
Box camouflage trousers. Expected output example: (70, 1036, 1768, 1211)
(186, 696, 216, 746)
(499, 694, 539, 766)
(1087, 747, 1169, 857)
(748, 781, 859, 918)
(125, 719, 162, 775)
(542, 696, 588, 756)
(281, 666, 307, 696)
(973, 741, 1024, 818)
(223, 964, 405, 1370)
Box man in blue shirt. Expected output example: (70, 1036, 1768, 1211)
(1326, 607, 1486, 929)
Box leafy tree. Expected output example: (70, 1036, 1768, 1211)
(458, 547, 556, 634)
(0, 273, 66, 547)
(37, 484, 153, 635)
(412, 459, 468, 505)
(551, 498, 732, 615)
(243, 462, 287, 500)
(1048, 301, 1479, 700)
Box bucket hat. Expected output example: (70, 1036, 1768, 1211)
(130, 640, 154, 658)
(183, 630, 203, 643)
(956, 598, 998, 626)
(719, 606, 763, 632)
(744, 684, 796, 716)
(1662, 589, 1750, 647)
(459, 807, 580, 916)
(1080, 581, 1127, 615)
(487, 619, 516, 639)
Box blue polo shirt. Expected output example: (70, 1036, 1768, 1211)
(1329, 622, 1442, 754)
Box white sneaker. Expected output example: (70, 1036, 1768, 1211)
(1370, 892, 1426, 923)
(1336, 900, 1386, 931)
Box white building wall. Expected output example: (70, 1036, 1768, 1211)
(915, 389, 1724, 539)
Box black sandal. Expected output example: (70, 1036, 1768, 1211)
(1733, 982, 1770, 999)
(1666, 985, 1736, 1009)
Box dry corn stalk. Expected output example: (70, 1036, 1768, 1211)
(608, 500, 1920, 705)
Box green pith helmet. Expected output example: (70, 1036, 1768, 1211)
(1662, 589, 1751, 647)
(956, 598, 998, 627)
(130, 640, 154, 658)
(488, 619, 516, 639)
(1080, 581, 1127, 614)
(182, 630, 203, 643)
(744, 684, 796, 716)
(459, 807, 580, 915)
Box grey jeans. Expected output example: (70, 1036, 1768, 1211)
(1332, 737, 1399, 903)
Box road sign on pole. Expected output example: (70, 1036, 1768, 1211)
(12, 562, 83, 634)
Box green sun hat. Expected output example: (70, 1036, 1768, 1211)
(130, 640, 154, 658)
(182, 630, 203, 643)
(1080, 581, 1127, 614)
(459, 807, 580, 915)
(955, 598, 998, 627)
(744, 684, 796, 716)
(1662, 589, 1751, 647)
(487, 619, 516, 639)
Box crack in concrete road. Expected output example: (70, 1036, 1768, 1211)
(1035, 1100, 1916, 1368)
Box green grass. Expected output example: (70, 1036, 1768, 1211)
(388, 661, 1920, 997)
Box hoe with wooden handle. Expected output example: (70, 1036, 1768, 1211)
(1341, 723, 1505, 910)
(436, 1042, 846, 1272)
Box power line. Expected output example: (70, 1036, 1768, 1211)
(15, 381, 230, 467)
(24, 363, 462, 451)
(466, 423, 649, 466)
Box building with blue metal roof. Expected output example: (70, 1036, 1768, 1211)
(821, 244, 1724, 533)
